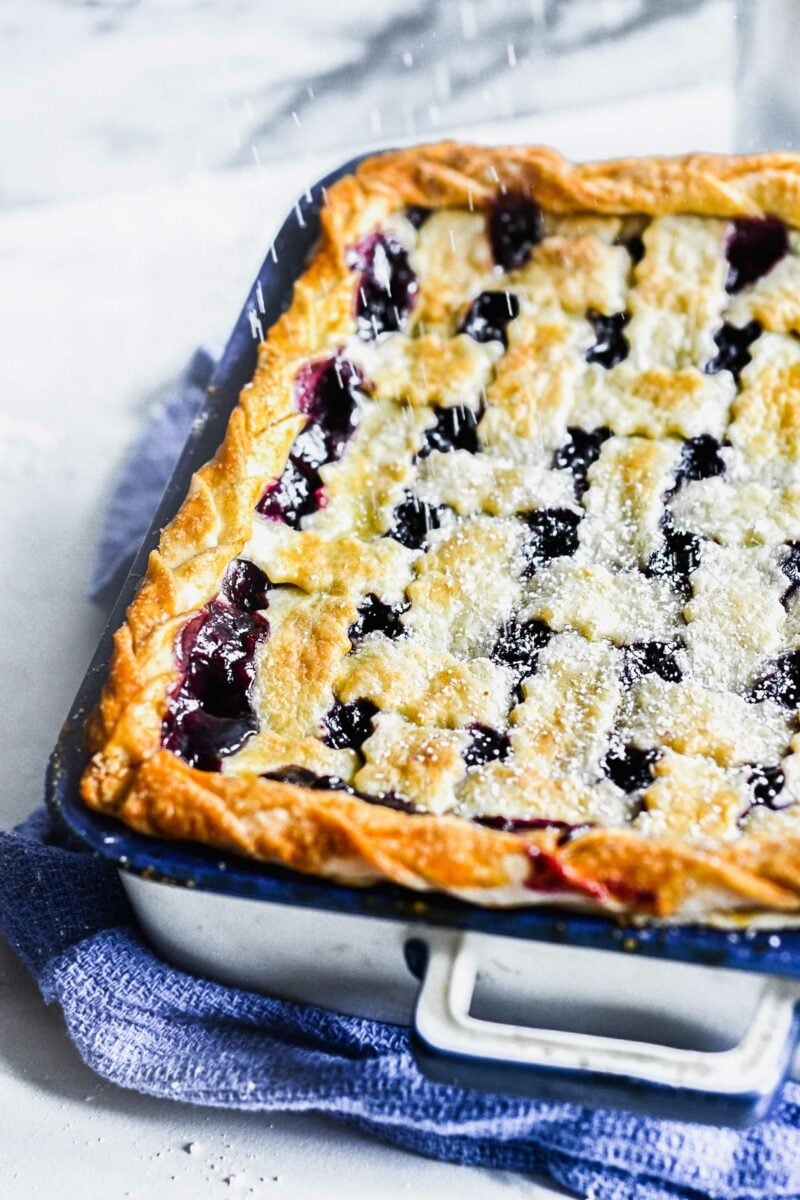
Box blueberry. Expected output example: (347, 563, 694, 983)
(626, 235, 645, 265)
(747, 764, 788, 809)
(359, 791, 418, 814)
(622, 641, 683, 687)
(781, 542, 800, 603)
(520, 508, 581, 576)
(552, 426, 611, 498)
(388, 492, 444, 550)
(491, 617, 552, 679)
(585, 310, 629, 369)
(603, 742, 659, 793)
(349, 593, 408, 644)
(405, 205, 431, 230)
(256, 454, 319, 529)
(222, 559, 271, 613)
(644, 528, 703, 600)
(674, 435, 726, 489)
(726, 217, 788, 293)
(322, 698, 379, 751)
(488, 194, 543, 271)
(261, 766, 415, 813)
(295, 357, 364, 457)
(463, 724, 510, 769)
(294, 356, 366, 428)
(257, 356, 365, 527)
(750, 652, 800, 709)
(262, 766, 350, 791)
(417, 405, 480, 458)
(349, 233, 418, 340)
(162, 599, 269, 770)
(181, 602, 267, 720)
(162, 707, 258, 772)
(475, 815, 590, 841)
(263, 765, 325, 788)
(705, 320, 761, 380)
(460, 291, 520, 346)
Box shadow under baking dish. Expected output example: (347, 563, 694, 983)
(45, 151, 800, 1126)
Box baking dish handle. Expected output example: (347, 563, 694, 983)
(409, 931, 800, 1125)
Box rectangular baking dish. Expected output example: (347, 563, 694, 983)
(47, 152, 800, 1127)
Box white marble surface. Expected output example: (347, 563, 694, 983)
(0, 12, 736, 1191)
(3, 0, 735, 207)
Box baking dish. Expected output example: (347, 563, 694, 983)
(47, 153, 800, 1127)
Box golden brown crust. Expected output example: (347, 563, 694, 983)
(81, 143, 800, 921)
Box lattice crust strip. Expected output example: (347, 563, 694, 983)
(81, 146, 800, 921)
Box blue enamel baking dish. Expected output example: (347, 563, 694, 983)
(47, 152, 800, 1128)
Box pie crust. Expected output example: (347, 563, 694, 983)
(81, 143, 800, 923)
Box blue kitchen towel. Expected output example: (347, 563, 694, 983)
(3, 367, 800, 1200)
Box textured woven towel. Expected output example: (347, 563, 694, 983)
(3, 362, 800, 1200)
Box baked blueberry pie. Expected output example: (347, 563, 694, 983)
(82, 145, 800, 923)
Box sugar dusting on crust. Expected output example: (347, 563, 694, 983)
(81, 144, 800, 920)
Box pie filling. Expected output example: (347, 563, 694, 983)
(161, 198, 800, 848)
